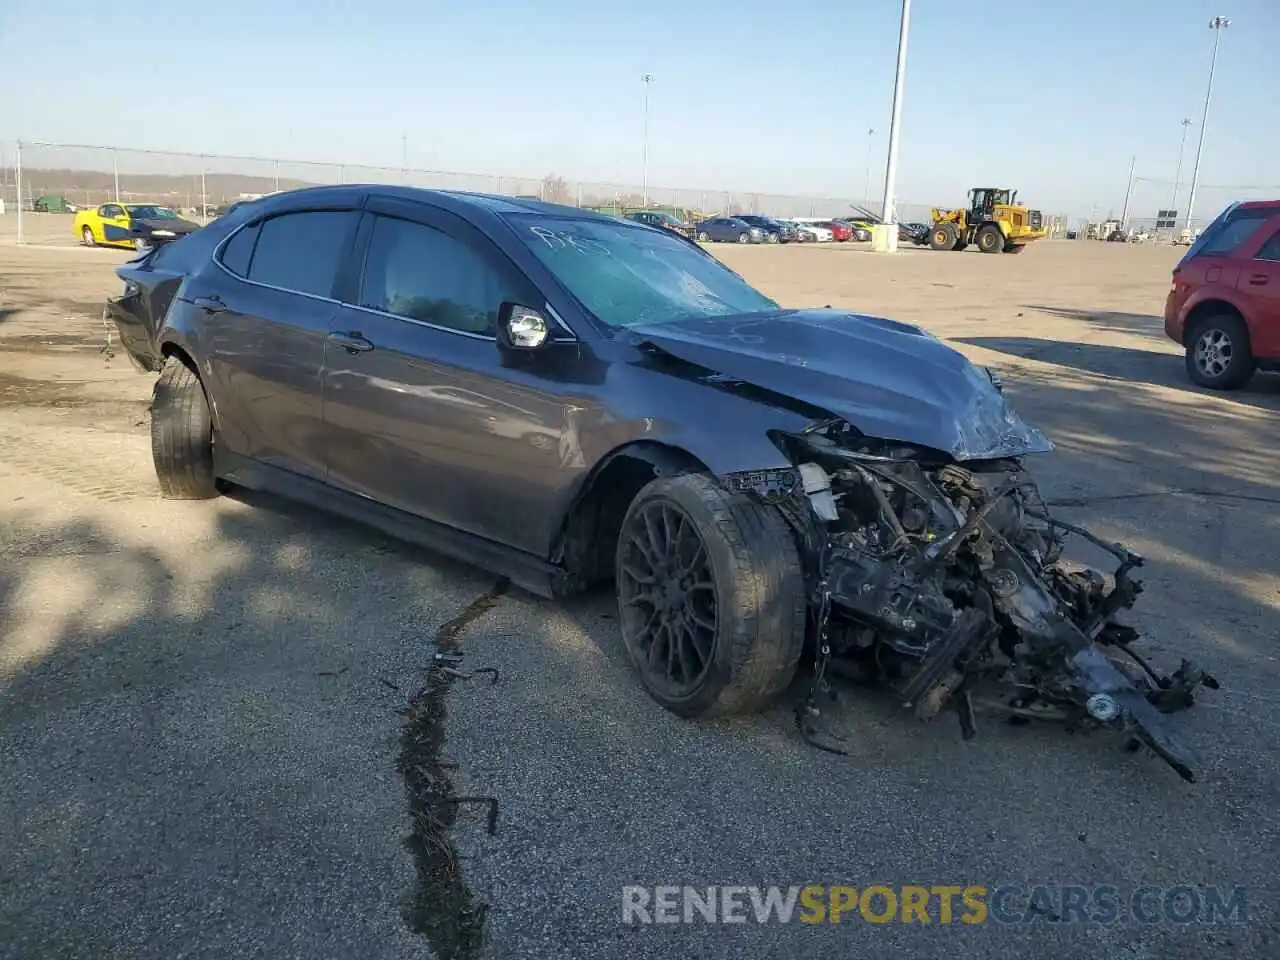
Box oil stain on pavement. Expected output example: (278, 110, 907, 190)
(400, 577, 510, 959)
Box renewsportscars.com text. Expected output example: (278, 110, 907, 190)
(622, 884, 1248, 926)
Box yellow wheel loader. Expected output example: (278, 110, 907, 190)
(928, 187, 1047, 254)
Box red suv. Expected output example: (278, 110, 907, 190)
(1164, 199, 1280, 389)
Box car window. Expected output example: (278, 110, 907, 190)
(511, 213, 778, 329)
(1255, 228, 1280, 262)
(1195, 209, 1272, 257)
(219, 223, 260, 277)
(102, 205, 122, 218)
(127, 205, 179, 220)
(358, 215, 512, 336)
(246, 211, 357, 298)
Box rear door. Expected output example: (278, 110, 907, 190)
(322, 198, 574, 553)
(1179, 205, 1275, 293)
(1236, 220, 1280, 361)
(191, 205, 362, 480)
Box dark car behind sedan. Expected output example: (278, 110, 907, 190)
(628, 210, 695, 238)
(693, 216, 763, 243)
(733, 215, 797, 243)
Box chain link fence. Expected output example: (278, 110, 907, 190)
(1103, 175, 1280, 240)
(1, 140, 948, 246)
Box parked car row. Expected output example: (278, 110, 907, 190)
(687, 215, 877, 244)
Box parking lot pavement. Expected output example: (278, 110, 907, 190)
(1, 239, 1277, 959)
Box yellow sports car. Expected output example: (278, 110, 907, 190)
(73, 203, 200, 250)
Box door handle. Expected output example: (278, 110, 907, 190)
(327, 331, 375, 354)
(1247, 274, 1269, 286)
(191, 295, 227, 314)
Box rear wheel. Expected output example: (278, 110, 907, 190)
(738, 232, 750, 243)
(1186, 314, 1255, 390)
(81, 225, 95, 247)
(697, 231, 710, 242)
(151, 356, 220, 499)
(977, 224, 1004, 254)
(615, 474, 806, 718)
(929, 223, 958, 251)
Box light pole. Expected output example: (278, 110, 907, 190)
(641, 73, 653, 207)
(1119, 154, 1136, 231)
(877, 0, 911, 250)
(1185, 16, 1230, 231)
(863, 128, 875, 204)
(1170, 117, 1192, 213)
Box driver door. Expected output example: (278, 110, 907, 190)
(321, 200, 578, 554)
(99, 204, 132, 245)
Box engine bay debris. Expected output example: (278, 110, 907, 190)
(735, 418, 1218, 782)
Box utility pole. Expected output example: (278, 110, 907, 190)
(641, 73, 653, 207)
(1185, 16, 1230, 231)
(1119, 155, 1136, 231)
(863, 128, 875, 204)
(877, 0, 911, 250)
(1171, 117, 1192, 213)
(401, 133, 408, 185)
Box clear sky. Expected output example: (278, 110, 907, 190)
(1, 0, 1276, 216)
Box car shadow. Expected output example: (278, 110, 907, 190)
(0, 308, 20, 324)
(959, 336, 1280, 413)
(1020, 304, 1173, 344)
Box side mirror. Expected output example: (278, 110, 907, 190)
(497, 302, 551, 351)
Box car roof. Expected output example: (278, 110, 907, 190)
(1237, 199, 1280, 211)
(252, 183, 623, 223)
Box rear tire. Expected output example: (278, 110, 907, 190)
(697, 231, 710, 242)
(977, 224, 1004, 254)
(1186, 314, 1255, 390)
(151, 356, 220, 499)
(81, 225, 95, 247)
(615, 473, 806, 718)
(738, 232, 750, 243)
(929, 223, 958, 251)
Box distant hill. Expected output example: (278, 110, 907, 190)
(17, 167, 315, 206)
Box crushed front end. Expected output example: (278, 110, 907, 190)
(729, 420, 1218, 782)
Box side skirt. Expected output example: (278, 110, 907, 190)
(214, 450, 561, 598)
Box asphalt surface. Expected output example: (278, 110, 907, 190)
(0, 234, 1277, 959)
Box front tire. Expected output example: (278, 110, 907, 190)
(977, 224, 1004, 253)
(738, 232, 750, 243)
(615, 474, 806, 718)
(151, 357, 220, 499)
(1186, 314, 1255, 390)
(81, 225, 96, 247)
(697, 231, 710, 242)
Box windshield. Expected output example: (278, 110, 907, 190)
(126, 205, 179, 220)
(511, 215, 778, 329)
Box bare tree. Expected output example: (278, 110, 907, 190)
(541, 174, 573, 204)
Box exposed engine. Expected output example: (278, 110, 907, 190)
(736, 420, 1218, 781)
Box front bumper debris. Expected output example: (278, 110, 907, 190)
(728, 428, 1218, 782)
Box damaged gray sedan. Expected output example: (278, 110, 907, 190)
(109, 186, 1216, 781)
